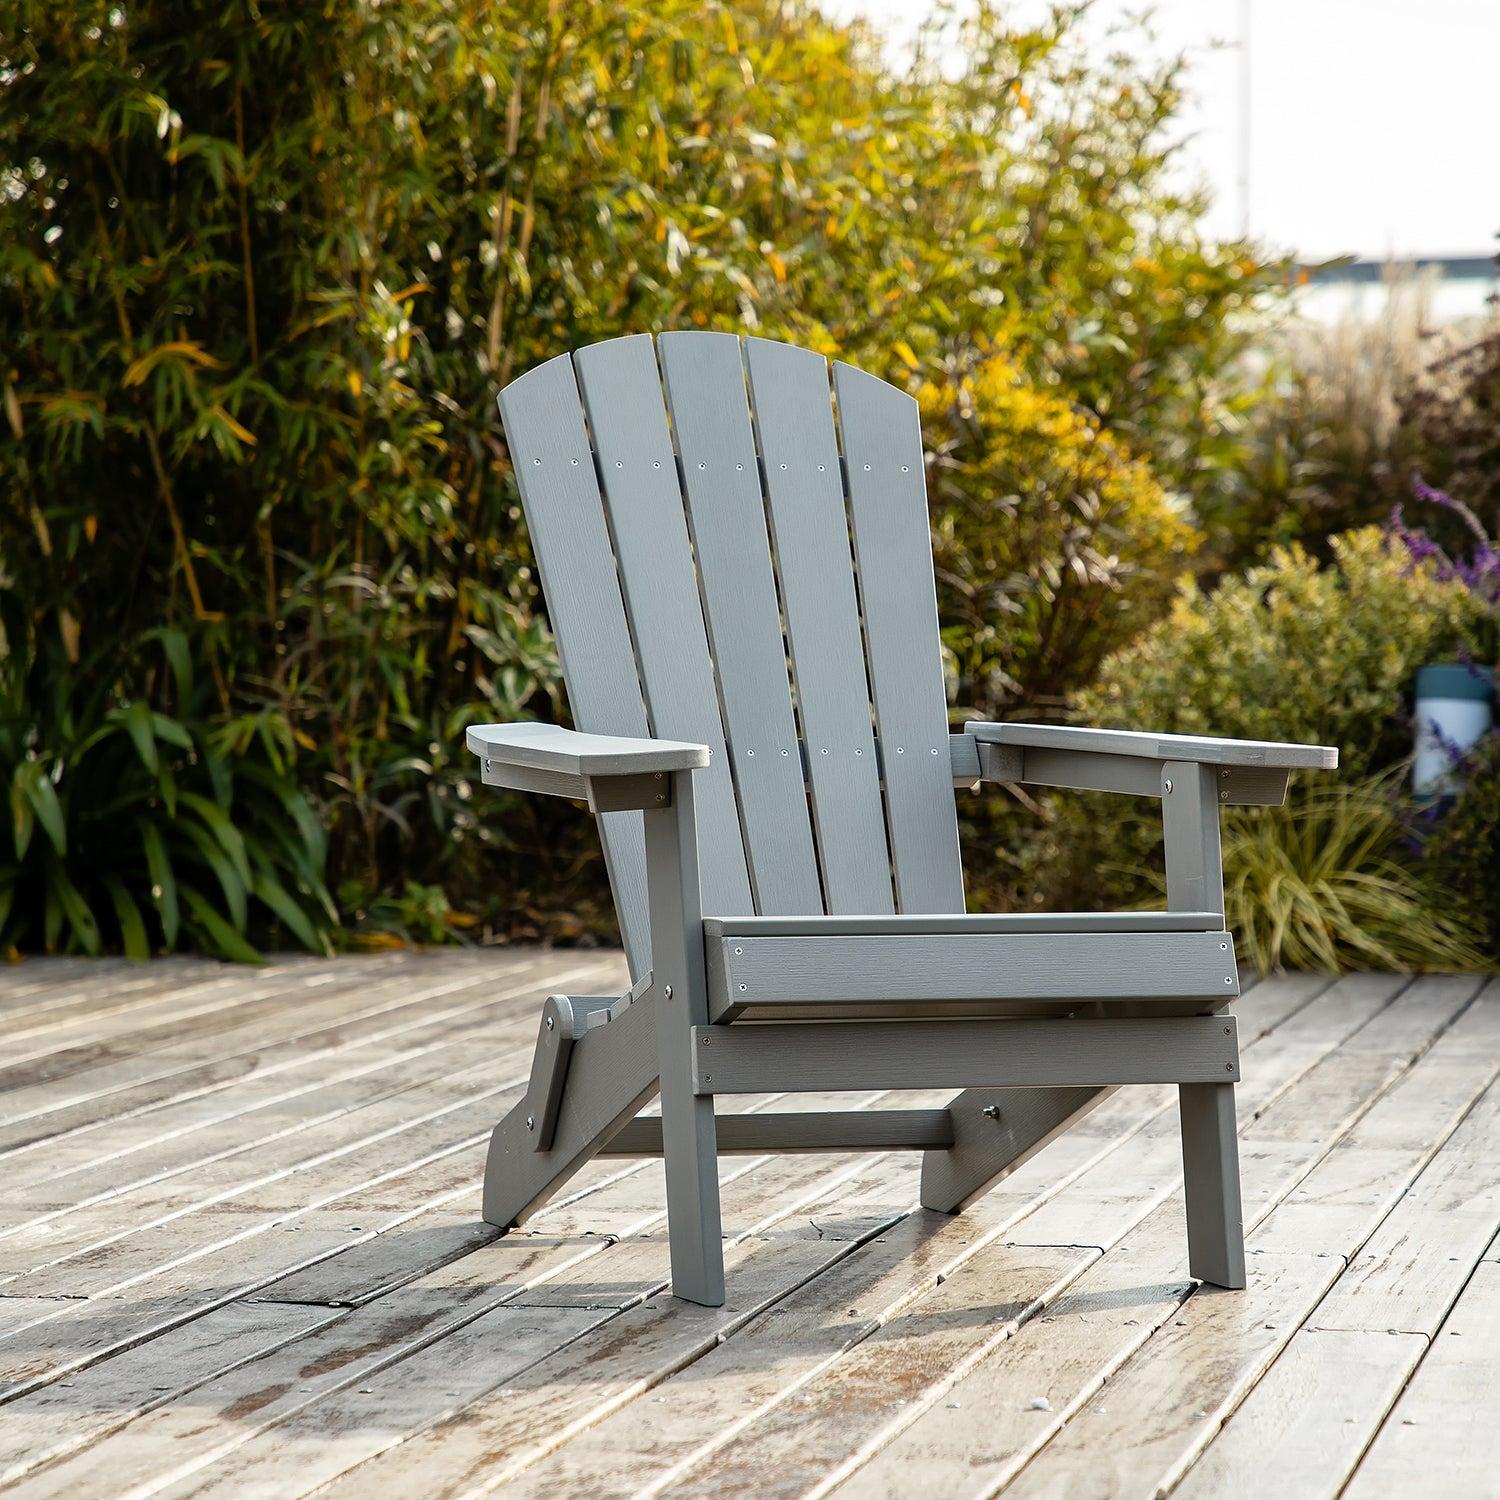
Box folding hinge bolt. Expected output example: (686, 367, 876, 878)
(525, 1115, 535, 1131)
(982, 1105, 1002, 1120)
(663, 984, 673, 1000)
(545, 1016, 554, 1031)
(1163, 778, 1174, 794)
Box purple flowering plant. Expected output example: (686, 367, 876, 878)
(1387, 475, 1500, 670)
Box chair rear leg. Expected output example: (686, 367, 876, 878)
(921, 1086, 1108, 1213)
(482, 988, 659, 1231)
(1178, 1081, 1247, 1289)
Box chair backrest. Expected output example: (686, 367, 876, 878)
(499, 332, 963, 977)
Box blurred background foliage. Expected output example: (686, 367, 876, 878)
(1, 0, 1496, 967)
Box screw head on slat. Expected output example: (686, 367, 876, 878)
(526, 1115, 535, 1130)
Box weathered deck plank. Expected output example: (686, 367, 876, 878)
(1343, 1256, 1500, 1499)
(0, 956, 1491, 1500)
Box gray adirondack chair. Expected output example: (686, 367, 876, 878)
(468, 332, 1337, 1307)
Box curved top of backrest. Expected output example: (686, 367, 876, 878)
(499, 331, 961, 977)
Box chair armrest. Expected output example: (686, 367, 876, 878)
(965, 722, 1338, 771)
(466, 722, 710, 776)
(467, 723, 710, 812)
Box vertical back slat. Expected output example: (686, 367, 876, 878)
(496, 354, 652, 976)
(834, 362, 965, 912)
(657, 331, 823, 915)
(572, 335, 753, 922)
(743, 337, 895, 915)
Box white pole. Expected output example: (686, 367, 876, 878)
(1237, 0, 1252, 239)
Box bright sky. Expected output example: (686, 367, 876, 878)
(825, 0, 1500, 262)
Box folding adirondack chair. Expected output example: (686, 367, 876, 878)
(468, 332, 1338, 1307)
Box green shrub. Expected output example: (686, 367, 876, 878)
(1422, 737, 1500, 951)
(1223, 774, 1483, 974)
(1, 0, 1283, 952)
(0, 606, 334, 960)
(1017, 527, 1486, 946)
(1077, 527, 1483, 781)
(922, 346, 1200, 722)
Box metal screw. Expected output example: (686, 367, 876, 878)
(654, 772, 663, 780)
(1220, 769, 1230, 779)
(698, 461, 706, 470)
(655, 794, 666, 804)
(1220, 791, 1230, 802)
(982, 1104, 1002, 1120)
(1225, 976, 1234, 985)
(701, 1035, 711, 1046)
(736, 463, 744, 471)
(1225, 1063, 1234, 1073)
(663, 985, 673, 1000)
(570, 458, 579, 466)
(895, 747, 904, 754)
(1163, 778, 1173, 794)
(734, 946, 743, 955)
(901, 465, 909, 473)
(738, 983, 748, 992)
(855, 748, 863, 755)
(546, 1016, 555, 1031)
(747, 748, 754, 756)
(781, 748, 789, 757)
(820, 748, 829, 755)
(1219, 942, 1229, 951)
(930, 748, 939, 755)
(863, 463, 871, 472)
(532, 457, 541, 466)
(526, 1115, 535, 1130)
(1224, 1026, 1232, 1035)
(615, 460, 622, 468)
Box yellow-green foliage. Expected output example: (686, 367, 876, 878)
(1076, 527, 1484, 777)
(1017, 529, 1491, 973)
(0, 0, 1282, 953)
(1224, 776, 1484, 974)
(923, 349, 1199, 718)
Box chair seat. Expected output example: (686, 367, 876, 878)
(703, 913, 1238, 1022)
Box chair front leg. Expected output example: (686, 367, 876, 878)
(1179, 1081, 1247, 1288)
(644, 770, 725, 1307)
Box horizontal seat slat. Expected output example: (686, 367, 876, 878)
(707, 930, 1238, 1020)
(705, 911, 1226, 939)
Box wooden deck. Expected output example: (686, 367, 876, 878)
(0, 952, 1495, 1498)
